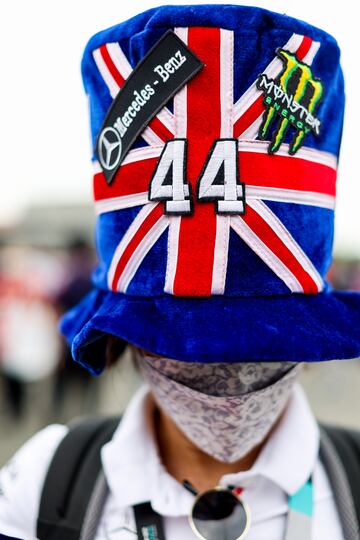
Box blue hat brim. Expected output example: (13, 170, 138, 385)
(59, 288, 360, 375)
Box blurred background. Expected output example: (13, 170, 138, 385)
(0, 0, 359, 466)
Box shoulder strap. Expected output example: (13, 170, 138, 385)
(320, 423, 360, 538)
(36, 415, 121, 540)
(321, 424, 360, 520)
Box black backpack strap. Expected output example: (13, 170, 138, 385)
(36, 415, 120, 540)
(321, 424, 360, 520)
(319, 423, 360, 539)
(79, 469, 109, 540)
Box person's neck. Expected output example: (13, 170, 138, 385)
(150, 392, 273, 494)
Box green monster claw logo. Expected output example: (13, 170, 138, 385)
(256, 49, 324, 155)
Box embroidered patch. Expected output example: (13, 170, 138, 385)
(148, 139, 193, 215)
(96, 30, 204, 185)
(148, 138, 246, 216)
(256, 47, 324, 155)
(197, 138, 246, 215)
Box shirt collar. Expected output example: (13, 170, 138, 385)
(219, 383, 320, 496)
(101, 381, 319, 516)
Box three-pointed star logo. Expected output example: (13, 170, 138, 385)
(98, 127, 123, 171)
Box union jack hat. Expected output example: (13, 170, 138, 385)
(60, 4, 360, 375)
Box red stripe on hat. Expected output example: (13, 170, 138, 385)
(93, 158, 158, 201)
(233, 98, 265, 140)
(240, 205, 320, 293)
(239, 152, 336, 196)
(295, 35, 313, 61)
(100, 44, 126, 87)
(172, 27, 221, 296)
(148, 115, 174, 142)
(111, 203, 164, 291)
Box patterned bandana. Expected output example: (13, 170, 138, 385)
(137, 353, 303, 463)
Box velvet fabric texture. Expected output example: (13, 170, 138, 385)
(60, 287, 360, 375)
(82, 4, 344, 156)
(59, 4, 360, 374)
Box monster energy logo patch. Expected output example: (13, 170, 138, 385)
(256, 48, 324, 155)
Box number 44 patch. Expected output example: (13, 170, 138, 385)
(149, 138, 246, 215)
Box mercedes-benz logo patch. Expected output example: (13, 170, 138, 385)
(98, 127, 123, 171)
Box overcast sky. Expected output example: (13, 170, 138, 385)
(0, 0, 359, 256)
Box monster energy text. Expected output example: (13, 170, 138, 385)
(256, 49, 324, 155)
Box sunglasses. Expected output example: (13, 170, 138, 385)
(183, 480, 251, 540)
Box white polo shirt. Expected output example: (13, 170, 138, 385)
(0, 383, 344, 539)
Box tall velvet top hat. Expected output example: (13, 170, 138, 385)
(60, 3, 360, 375)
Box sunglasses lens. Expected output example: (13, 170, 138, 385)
(191, 489, 249, 540)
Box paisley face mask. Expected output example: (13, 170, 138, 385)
(137, 351, 303, 463)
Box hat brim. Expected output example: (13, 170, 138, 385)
(59, 288, 360, 375)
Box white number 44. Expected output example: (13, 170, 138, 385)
(149, 138, 245, 215)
